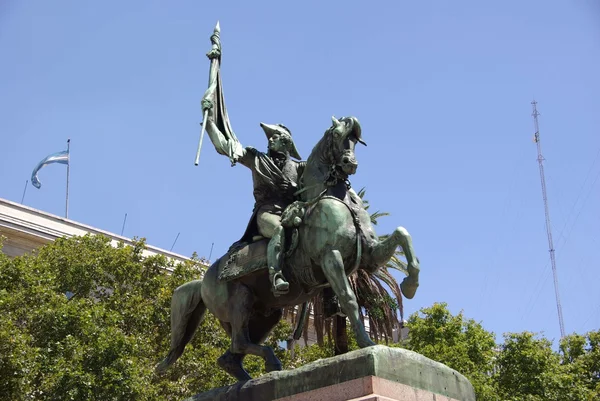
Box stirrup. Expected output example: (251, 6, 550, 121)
(272, 272, 289, 295)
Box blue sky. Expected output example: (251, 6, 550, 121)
(1, 0, 598, 345)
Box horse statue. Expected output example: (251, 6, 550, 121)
(155, 116, 420, 381)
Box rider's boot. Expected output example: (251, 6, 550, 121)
(267, 226, 289, 296)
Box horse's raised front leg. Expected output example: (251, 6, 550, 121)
(322, 249, 375, 348)
(369, 227, 420, 299)
(227, 283, 282, 380)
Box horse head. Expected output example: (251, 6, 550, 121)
(300, 116, 367, 200)
(328, 116, 366, 176)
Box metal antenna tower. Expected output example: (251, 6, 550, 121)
(531, 100, 565, 338)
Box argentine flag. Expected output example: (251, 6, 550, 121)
(31, 150, 69, 189)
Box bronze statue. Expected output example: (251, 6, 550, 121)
(156, 22, 420, 382)
(205, 116, 304, 296)
(197, 21, 306, 296)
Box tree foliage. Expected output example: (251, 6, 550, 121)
(402, 302, 497, 399)
(0, 235, 293, 400)
(402, 302, 600, 401)
(559, 331, 600, 398)
(1, 235, 598, 400)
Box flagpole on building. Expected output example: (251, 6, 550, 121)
(21, 180, 28, 204)
(121, 213, 128, 236)
(65, 139, 70, 218)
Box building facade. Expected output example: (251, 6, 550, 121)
(0, 197, 191, 264)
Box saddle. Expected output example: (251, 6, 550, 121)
(217, 239, 270, 282)
(218, 193, 363, 283)
(217, 201, 306, 282)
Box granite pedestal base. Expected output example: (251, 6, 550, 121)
(184, 345, 476, 401)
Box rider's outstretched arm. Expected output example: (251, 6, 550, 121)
(205, 109, 246, 164)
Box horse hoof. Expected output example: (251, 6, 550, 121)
(265, 362, 282, 372)
(400, 277, 419, 299)
(218, 355, 252, 381)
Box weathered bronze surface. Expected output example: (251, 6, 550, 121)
(156, 22, 420, 384)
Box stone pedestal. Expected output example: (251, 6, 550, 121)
(184, 345, 476, 401)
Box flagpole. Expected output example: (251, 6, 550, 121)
(194, 21, 220, 166)
(21, 180, 28, 204)
(65, 139, 70, 218)
(170, 232, 181, 251)
(121, 213, 128, 236)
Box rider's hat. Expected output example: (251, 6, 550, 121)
(260, 122, 302, 160)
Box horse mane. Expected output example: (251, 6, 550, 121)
(305, 116, 362, 172)
(306, 126, 334, 169)
(298, 125, 338, 201)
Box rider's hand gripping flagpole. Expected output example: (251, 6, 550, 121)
(195, 21, 221, 166)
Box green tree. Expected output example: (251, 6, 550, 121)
(494, 330, 599, 401)
(4, 234, 598, 401)
(494, 331, 574, 401)
(557, 331, 600, 401)
(402, 302, 599, 401)
(402, 302, 498, 400)
(559, 330, 600, 399)
(0, 234, 292, 400)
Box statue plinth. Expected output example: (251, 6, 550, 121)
(184, 345, 476, 401)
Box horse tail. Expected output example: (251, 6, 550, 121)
(155, 279, 207, 374)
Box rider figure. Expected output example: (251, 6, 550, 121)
(205, 108, 304, 296)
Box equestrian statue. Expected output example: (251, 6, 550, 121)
(156, 22, 421, 382)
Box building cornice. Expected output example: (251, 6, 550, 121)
(0, 198, 194, 265)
